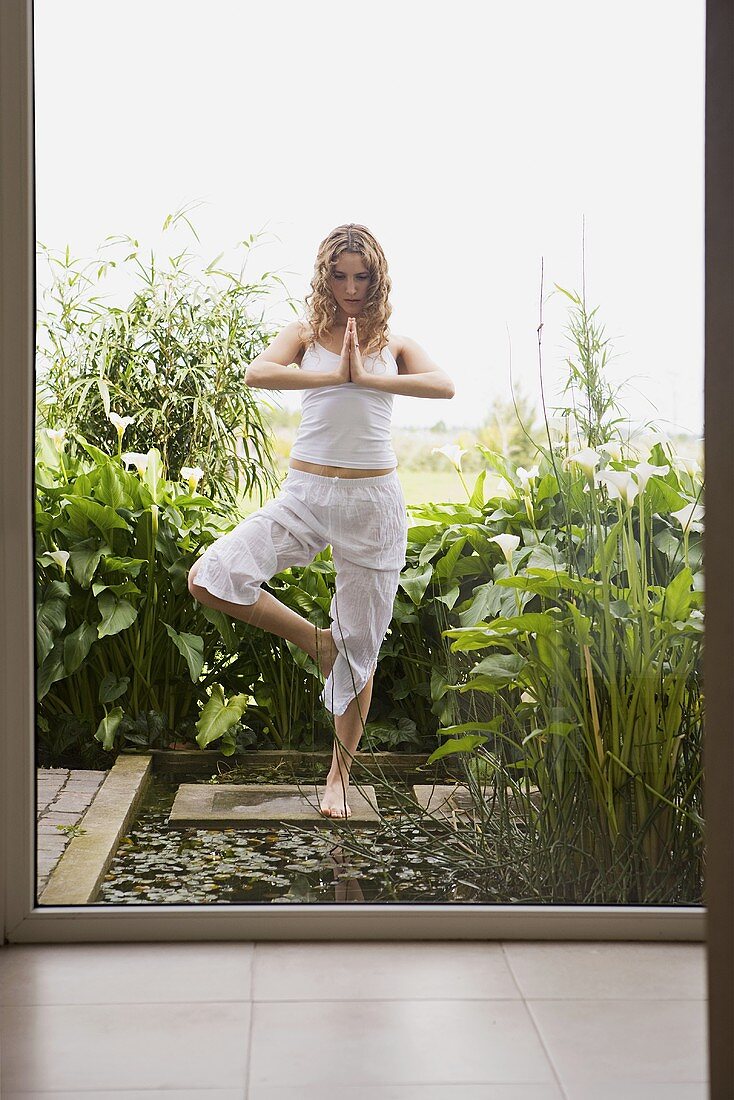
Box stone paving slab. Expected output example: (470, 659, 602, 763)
(169, 783, 382, 828)
(38, 755, 152, 905)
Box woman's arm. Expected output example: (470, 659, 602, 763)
(355, 335, 455, 399)
(245, 321, 344, 390)
(246, 363, 337, 391)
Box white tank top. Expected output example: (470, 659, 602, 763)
(289, 340, 399, 469)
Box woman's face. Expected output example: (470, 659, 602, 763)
(329, 252, 371, 321)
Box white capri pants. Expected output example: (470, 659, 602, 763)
(192, 467, 409, 717)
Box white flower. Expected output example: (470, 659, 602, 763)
(432, 444, 468, 472)
(516, 464, 540, 490)
(632, 461, 670, 493)
(520, 689, 537, 704)
(46, 427, 67, 449)
(121, 451, 150, 476)
(671, 501, 704, 532)
(109, 412, 135, 435)
(490, 533, 521, 563)
(181, 465, 204, 489)
(563, 447, 601, 476)
(595, 469, 639, 506)
(598, 441, 623, 462)
(675, 456, 702, 477)
(646, 432, 671, 454)
(43, 550, 70, 576)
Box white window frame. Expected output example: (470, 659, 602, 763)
(2, 0, 721, 965)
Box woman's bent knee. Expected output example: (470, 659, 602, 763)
(187, 561, 205, 600)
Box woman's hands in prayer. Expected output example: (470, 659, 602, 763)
(333, 317, 370, 385)
(346, 316, 370, 385)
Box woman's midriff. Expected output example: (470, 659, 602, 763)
(289, 458, 396, 479)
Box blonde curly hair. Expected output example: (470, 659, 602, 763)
(300, 223, 393, 364)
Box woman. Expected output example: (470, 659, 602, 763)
(187, 223, 455, 818)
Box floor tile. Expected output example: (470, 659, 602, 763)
(528, 998, 708, 1089)
(253, 941, 521, 1001)
(563, 1085, 708, 1100)
(249, 1085, 565, 1099)
(502, 941, 706, 1000)
(0, 942, 253, 1005)
(4, 1092, 245, 1099)
(0, 1002, 250, 1092)
(249, 999, 556, 1087)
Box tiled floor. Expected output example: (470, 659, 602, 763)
(0, 941, 708, 1098)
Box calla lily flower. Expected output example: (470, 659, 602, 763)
(432, 444, 468, 472)
(109, 412, 135, 436)
(595, 469, 639, 505)
(599, 441, 623, 462)
(632, 461, 670, 493)
(490, 533, 521, 563)
(520, 689, 537, 704)
(563, 447, 601, 476)
(46, 428, 67, 449)
(121, 451, 150, 476)
(516, 465, 540, 490)
(671, 502, 704, 532)
(646, 432, 671, 454)
(43, 549, 70, 576)
(180, 465, 204, 485)
(676, 456, 702, 477)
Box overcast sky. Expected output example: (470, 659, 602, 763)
(34, 0, 705, 436)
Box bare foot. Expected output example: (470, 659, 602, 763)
(314, 626, 338, 681)
(319, 776, 352, 819)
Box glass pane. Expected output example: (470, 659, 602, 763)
(33, 0, 705, 907)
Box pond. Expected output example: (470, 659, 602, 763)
(95, 767, 501, 905)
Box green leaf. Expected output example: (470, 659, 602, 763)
(94, 706, 124, 750)
(467, 652, 526, 689)
(36, 581, 69, 664)
(434, 535, 468, 583)
(36, 639, 66, 700)
(200, 605, 239, 651)
(426, 734, 488, 763)
(99, 672, 130, 703)
(468, 468, 487, 510)
(64, 497, 130, 538)
(162, 621, 204, 682)
(92, 579, 141, 598)
(398, 563, 433, 606)
(69, 540, 109, 587)
(195, 684, 249, 748)
(476, 445, 514, 485)
(654, 567, 694, 622)
(63, 621, 97, 675)
(102, 554, 147, 576)
(96, 461, 132, 510)
(97, 590, 138, 638)
(96, 377, 111, 417)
